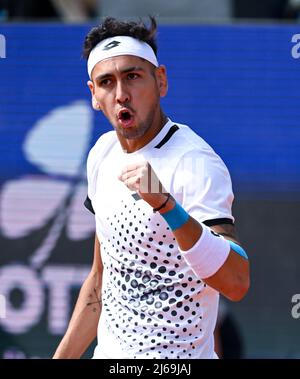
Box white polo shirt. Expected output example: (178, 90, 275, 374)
(86, 119, 234, 359)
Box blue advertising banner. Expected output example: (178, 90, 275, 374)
(0, 24, 299, 358)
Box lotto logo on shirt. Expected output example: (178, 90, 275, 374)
(148, 155, 206, 196)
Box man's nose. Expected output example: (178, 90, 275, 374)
(116, 81, 130, 104)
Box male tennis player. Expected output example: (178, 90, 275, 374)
(53, 17, 250, 359)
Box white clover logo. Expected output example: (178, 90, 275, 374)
(0, 100, 95, 269)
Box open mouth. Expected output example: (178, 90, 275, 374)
(118, 109, 134, 127)
(120, 111, 131, 121)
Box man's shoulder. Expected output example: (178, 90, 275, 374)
(87, 131, 117, 171)
(88, 131, 117, 159)
(91, 130, 117, 152)
(170, 122, 219, 159)
(170, 122, 230, 178)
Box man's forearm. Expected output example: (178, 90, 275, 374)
(159, 197, 249, 301)
(118, 162, 249, 301)
(53, 270, 102, 359)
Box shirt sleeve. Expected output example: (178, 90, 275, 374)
(84, 131, 117, 215)
(84, 146, 97, 214)
(172, 148, 235, 224)
(84, 195, 95, 214)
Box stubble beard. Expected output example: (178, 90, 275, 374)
(116, 107, 158, 140)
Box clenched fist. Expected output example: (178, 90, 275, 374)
(118, 161, 171, 211)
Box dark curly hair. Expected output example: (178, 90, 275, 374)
(83, 16, 158, 59)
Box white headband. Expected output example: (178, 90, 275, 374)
(87, 35, 159, 78)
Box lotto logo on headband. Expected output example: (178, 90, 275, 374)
(103, 41, 121, 50)
(0, 34, 6, 58)
(87, 35, 159, 78)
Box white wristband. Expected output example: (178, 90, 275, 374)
(179, 223, 231, 279)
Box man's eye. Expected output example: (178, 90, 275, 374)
(100, 79, 112, 86)
(127, 73, 138, 80)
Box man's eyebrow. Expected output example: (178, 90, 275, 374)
(120, 66, 144, 74)
(95, 66, 144, 82)
(95, 73, 112, 82)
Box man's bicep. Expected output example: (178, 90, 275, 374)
(209, 223, 240, 244)
(203, 223, 250, 301)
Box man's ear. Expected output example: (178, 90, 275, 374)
(156, 65, 168, 98)
(92, 98, 101, 111)
(87, 80, 101, 111)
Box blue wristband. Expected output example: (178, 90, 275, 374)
(229, 240, 248, 260)
(161, 201, 189, 231)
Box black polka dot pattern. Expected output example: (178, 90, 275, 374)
(98, 194, 213, 359)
